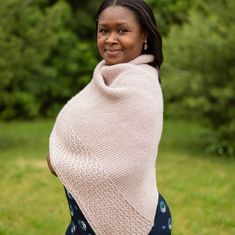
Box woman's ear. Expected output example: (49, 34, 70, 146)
(143, 32, 148, 42)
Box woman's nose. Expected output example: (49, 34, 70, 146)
(106, 32, 118, 44)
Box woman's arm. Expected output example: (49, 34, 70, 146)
(47, 154, 57, 177)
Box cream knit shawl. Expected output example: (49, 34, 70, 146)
(49, 54, 163, 235)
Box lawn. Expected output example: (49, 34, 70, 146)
(0, 119, 234, 235)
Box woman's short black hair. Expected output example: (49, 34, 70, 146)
(96, 0, 163, 69)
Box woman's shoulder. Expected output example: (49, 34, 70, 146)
(117, 62, 160, 91)
(98, 54, 158, 80)
(94, 54, 161, 94)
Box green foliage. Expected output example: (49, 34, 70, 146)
(73, 0, 103, 40)
(162, 0, 235, 156)
(1, 0, 233, 158)
(0, 0, 55, 119)
(146, 0, 194, 35)
(0, 91, 39, 119)
(0, 0, 193, 120)
(0, 0, 97, 119)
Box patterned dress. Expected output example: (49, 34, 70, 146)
(64, 187, 172, 235)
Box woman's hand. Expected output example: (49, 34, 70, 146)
(47, 154, 57, 177)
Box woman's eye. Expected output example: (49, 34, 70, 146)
(99, 28, 108, 34)
(119, 28, 128, 34)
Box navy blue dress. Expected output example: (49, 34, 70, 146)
(64, 188, 172, 235)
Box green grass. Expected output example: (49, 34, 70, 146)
(0, 119, 234, 235)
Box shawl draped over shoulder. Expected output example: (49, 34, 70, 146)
(49, 54, 163, 235)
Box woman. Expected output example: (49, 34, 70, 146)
(47, 0, 172, 234)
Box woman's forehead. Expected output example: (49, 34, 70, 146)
(98, 6, 138, 23)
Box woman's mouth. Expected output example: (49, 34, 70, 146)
(105, 49, 121, 56)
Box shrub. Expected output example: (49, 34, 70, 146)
(162, 0, 235, 156)
(0, 0, 98, 119)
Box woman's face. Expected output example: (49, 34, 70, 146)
(97, 6, 146, 65)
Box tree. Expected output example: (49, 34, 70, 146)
(162, 0, 235, 156)
(0, 0, 97, 119)
(146, 0, 194, 35)
(0, 0, 199, 120)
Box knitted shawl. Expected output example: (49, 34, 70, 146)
(49, 54, 163, 235)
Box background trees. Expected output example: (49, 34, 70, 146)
(146, 0, 193, 35)
(0, 0, 234, 156)
(162, 0, 235, 156)
(0, 0, 97, 119)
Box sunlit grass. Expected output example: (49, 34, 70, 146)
(0, 119, 234, 235)
(158, 120, 235, 235)
(0, 120, 69, 235)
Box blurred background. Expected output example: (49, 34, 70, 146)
(0, 0, 234, 234)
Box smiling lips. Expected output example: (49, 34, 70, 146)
(105, 49, 122, 56)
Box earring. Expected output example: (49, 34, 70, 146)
(144, 39, 148, 50)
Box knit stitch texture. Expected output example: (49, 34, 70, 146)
(49, 54, 163, 235)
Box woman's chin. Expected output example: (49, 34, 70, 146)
(104, 57, 126, 65)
